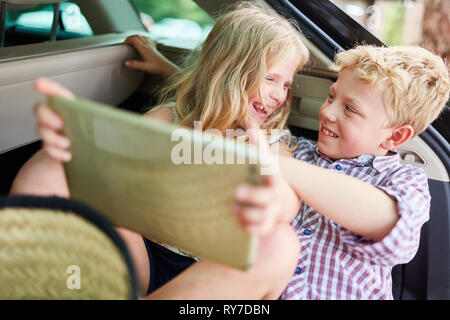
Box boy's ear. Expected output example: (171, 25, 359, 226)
(381, 124, 414, 150)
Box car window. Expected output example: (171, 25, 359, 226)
(131, 0, 214, 49)
(330, 0, 449, 143)
(330, 0, 424, 46)
(2, 2, 93, 47)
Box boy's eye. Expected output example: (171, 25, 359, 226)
(284, 83, 291, 90)
(327, 93, 334, 101)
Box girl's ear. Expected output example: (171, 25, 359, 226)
(381, 124, 414, 150)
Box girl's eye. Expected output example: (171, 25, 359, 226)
(265, 76, 274, 82)
(345, 105, 356, 113)
(284, 84, 290, 90)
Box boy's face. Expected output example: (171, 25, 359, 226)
(318, 68, 395, 160)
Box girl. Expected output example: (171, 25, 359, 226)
(10, 2, 309, 299)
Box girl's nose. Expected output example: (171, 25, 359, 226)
(269, 86, 284, 103)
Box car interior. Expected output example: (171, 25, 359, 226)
(0, 0, 448, 299)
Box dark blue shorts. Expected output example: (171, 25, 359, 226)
(143, 238, 196, 295)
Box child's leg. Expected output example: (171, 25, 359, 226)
(9, 149, 69, 197)
(115, 228, 151, 297)
(147, 223, 300, 300)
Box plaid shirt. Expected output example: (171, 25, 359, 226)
(281, 137, 430, 300)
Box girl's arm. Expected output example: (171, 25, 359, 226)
(280, 156, 399, 241)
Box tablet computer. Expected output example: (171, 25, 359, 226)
(49, 96, 262, 270)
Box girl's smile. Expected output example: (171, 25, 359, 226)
(246, 54, 299, 128)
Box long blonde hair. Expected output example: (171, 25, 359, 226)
(158, 1, 309, 135)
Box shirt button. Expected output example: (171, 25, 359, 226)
(295, 267, 302, 275)
(303, 229, 311, 236)
(336, 164, 342, 171)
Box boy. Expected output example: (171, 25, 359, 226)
(236, 45, 450, 299)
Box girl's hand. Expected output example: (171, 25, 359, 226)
(123, 35, 178, 78)
(33, 77, 74, 162)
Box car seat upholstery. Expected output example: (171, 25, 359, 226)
(0, 195, 138, 299)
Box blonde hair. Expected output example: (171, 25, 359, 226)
(158, 1, 309, 135)
(333, 45, 450, 136)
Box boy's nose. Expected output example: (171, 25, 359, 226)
(320, 102, 337, 122)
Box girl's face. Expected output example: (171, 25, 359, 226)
(246, 54, 299, 129)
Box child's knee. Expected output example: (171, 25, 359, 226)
(10, 149, 69, 197)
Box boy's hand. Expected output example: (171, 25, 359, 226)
(232, 174, 284, 235)
(232, 125, 286, 235)
(33, 77, 74, 162)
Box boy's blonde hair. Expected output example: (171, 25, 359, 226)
(333, 45, 450, 136)
(159, 1, 309, 134)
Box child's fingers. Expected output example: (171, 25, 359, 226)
(43, 145, 72, 162)
(124, 35, 155, 59)
(137, 35, 156, 48)
(233, 205, 277, 236)
(34, 77, 75, 99)
(37, 126, 70, 150)
(232, 205, 265, 224)
(124, 34, 150, 46)
(234, 184, 274, 207)
(124, 36, 147, 57)
(34, 102, 64, 130)
(124, 35, 144, 47)
(124, 59, 148, 71)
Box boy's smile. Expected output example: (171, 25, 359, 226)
(317, 68, 396, 160)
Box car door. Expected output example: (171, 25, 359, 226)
(0, 0, 211, 195)
(0, 0, 149, 193)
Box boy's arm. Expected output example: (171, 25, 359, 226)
(277, 177, 301, 223)
(280, 156, 398, 241)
